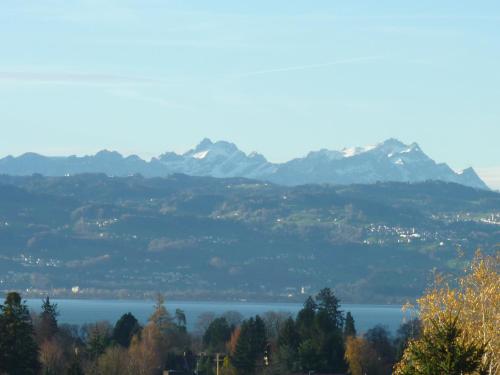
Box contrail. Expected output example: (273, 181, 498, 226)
(0, 71, 160, 85)
(237, 56, 384, 77)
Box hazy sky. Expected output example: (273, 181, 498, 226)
(1, 1, 499, 188)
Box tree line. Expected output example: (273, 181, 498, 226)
(0, 251, 497, 375)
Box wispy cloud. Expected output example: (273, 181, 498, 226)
(107, 88, 191, 110)
(0, 71, 159, 86)
(93, 37, 257, 50)
(235, 56, 384, 77)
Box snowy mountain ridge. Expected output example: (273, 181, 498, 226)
(0, 138, 489, 189)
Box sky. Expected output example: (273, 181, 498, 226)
(0, 1, 499, 188)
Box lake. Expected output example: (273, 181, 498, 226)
(26, 299, 411, 333)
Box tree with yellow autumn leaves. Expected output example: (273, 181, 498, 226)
(394, 251, 499, 375)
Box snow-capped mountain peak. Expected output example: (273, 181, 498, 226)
(338, 139, 420, 159)
(192, 150, 209, 159)
(0, 138, 489, 190)
(341, 145, 376, 158)
(270, 139, 487, 189)
(188, 139, 239, 158)
(371, 138, 410, 155)
(194, 137, 213, 151)
(306, 149, 344, 161)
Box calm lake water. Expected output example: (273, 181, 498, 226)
(25, 299, 410, 333)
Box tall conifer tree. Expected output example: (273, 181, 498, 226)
(0, 292, 40, 374)
(344, 311, 357, 338)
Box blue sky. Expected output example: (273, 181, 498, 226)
(1, 0, 499, 188)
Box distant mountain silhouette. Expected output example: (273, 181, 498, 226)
(0, 138, 488, 189)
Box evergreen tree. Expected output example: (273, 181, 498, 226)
(38, 296, 59, 342)
(203, 317, 232, 352)
(232, 319, 256, 374)
(87, 323, 110, 359)
(175, 308, 187, 329)
(316, 287, 343, 328)
(313, 308, 346, 373)
(251, 315, 267, 359)
(277, 317, 300, 373)
(112, 312, 140, 348)
(298, 339, 323, 372)
(344, 311, 357, 337)
(295, 290, 347, 373)
(395, 314, 484, 375)
(277, 317, 300, 350)
(231, 316, 267, 375)
(0, 292, 41, 375)
(295, 296, 317, 339)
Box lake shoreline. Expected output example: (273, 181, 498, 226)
(23, 298, 409, 334)
(2, 289, 412, 305)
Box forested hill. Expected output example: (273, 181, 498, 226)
(0, 174, 498, 303)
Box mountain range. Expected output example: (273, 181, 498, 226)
(0, 138, 488, 189)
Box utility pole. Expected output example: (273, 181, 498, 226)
(195, 352, 205, 375)
(212, 352, 225, 375)
(215, 353, 226, 375)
